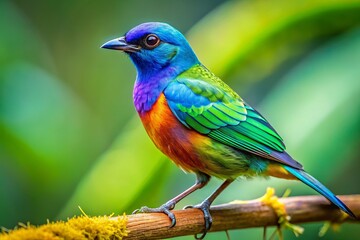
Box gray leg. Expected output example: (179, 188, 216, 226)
(185, 179, 234, 239)
(133, 173, 210, 227)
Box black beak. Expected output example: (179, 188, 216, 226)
(101, 36, 140, 53)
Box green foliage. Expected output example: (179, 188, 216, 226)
(58, 118, 167, 218)
(0, 0, 359, 239)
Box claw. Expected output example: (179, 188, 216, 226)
(133, 200, 177, 228)
(195, 231, 208, 240)
(132, 208, 140, 214)
(184, 200, 212, 239)
(202, 206, 212, 231)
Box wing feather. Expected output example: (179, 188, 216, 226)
(164, 70, 302, 169)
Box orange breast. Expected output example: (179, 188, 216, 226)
(139, 93, 208, 173)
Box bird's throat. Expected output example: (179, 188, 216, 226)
(133, 81, 163, 114)
(133, 65, 184, 114)
(133, 75, 171, 114)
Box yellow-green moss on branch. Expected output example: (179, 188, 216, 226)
(0, 214, 128, 240)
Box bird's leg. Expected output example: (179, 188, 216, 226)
(185, 179, 234, 239)
(133, 173, 210, 228)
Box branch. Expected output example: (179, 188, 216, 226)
(122, 194, 360, 239)
(1, 194, 359, 240)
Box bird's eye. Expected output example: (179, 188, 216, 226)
(143, 34, 160, 49)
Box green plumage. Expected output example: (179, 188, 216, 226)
(170, 64, 287, 163)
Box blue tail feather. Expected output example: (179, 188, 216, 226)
(284, 166, 356, 218)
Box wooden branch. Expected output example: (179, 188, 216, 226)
(120, 195, 360, 239)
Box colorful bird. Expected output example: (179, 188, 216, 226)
(102, 22, 355, 238)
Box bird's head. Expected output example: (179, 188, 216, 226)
(101, 22, 199, 78)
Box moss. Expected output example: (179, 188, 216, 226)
(231, 187, 304, 238)
(259, 187, 304, 237)
(0, 214, 128, 240)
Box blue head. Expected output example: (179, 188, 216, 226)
(101, 22, 199, 79)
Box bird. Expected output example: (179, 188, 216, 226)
(101, 22, 355, 238)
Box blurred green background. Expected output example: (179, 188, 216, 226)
(0, 0, 359, 239)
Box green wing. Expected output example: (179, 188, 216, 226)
(164, 65, 302, 169)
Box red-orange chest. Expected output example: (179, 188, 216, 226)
(138, 93, 206, 172)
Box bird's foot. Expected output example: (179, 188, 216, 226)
(133, 200, 177, 228)
(184, 200, 212, 239)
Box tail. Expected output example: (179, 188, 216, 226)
(284, 166, 356, 218)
